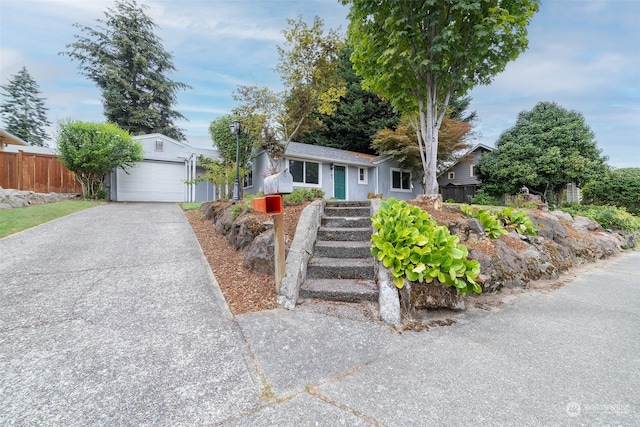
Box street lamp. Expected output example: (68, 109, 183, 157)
(229, 119, 241, 201)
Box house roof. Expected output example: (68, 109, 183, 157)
(437, 143, 494, 176)
(1, 129, 29, 147)
(284, 141, 376, 167)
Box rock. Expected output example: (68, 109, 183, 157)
(230, 212, 269, 251)
(467, 218, 486, 239)
(549, 210, 573, 222)
(529, 212, 568, 242)
(407, 280, 465, 311)
(243, 230, 274, 274)
(572, 215, 603, 234)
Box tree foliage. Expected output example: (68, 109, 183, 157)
(61, 0, 190, 140)
(0, 66, 51, 146)
(344, 0, 539, 196)
(57, 121, 143, 198)
(372, 115, 473, 188)
(208, 115, 253, 169)
(276, 16, 346, 143)
(581, 168, 640, 216)
(299, 46, 400, 154)
(476, 101, 608, 205)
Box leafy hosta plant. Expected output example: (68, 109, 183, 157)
(460, 205, 507, 239)
(371, 199, 481, 295)
(495, 207, 537, 236)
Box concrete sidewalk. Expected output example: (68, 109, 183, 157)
(1, 203, 638, 426)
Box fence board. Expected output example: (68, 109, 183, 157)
(0, 151, 82, 193)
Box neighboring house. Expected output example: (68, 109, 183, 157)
(107, 134, 219, 203)
(0, 129, 29, 151)
(437, 143, 493, 203)
(245, 141, 422, 201)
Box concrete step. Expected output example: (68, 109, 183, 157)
(323, 206, 372, 218)
(300, 278, 378, 303)
(326, 201, 371, 208)
(322, 216, 372, 228)
(316, 227, 372, 242)
(314, 240, 372, 258)
(306, 257, 374, 280)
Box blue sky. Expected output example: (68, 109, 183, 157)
(1, 0, 638, 168)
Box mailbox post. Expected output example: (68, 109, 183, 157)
(252, 170, 293, 293)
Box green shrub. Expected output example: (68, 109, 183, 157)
(371, 199, 481, 295)
(560, 203, 640, 232)
(506, 194, 538, 209)
(460, 205, 507, 239)
(471, 189, 500, 206)
(283, 187, 324, 206)
(495, 207, 538, 236)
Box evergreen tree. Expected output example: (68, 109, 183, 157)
(300, 46, 400, 154)
(61, 0, 190, 140)
(0, 66, 51, 146)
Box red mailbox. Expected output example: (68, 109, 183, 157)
(252, 195, 283, 215)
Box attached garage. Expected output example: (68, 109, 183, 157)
(116, 160, 185, 202)
(108, 134, 219, 203)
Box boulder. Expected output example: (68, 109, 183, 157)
(528, 212, 568, 242)
(406, 280, 465, 311)
(243, 230, 274, 274)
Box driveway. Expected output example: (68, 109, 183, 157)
(1, 202, 638, 426)
(0, 203, 260, 425)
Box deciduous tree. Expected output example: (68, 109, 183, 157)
(61, 0, 190, 140)
(57, 121, 143, 199)
(476, 101, 608, 205)
(0, 66, 51, 146)
(343, 0, 539, 197)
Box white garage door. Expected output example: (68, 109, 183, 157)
(116, 161, 186, 202)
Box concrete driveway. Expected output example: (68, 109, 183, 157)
(1, 202, 638, 426)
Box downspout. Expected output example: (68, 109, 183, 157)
(191, 154, 196, 202)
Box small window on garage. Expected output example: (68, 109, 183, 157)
(448, 171, 455, 180)
(155, 140, 163, 152)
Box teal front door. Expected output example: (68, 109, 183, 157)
(334, 166, 346, 200)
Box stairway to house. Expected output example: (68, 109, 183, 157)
(300, 200, 378, 303)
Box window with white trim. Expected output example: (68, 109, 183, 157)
(391, 168, 411, 191)
(289, 159, 320, 185)
(470, 165, 475, 177)
(358, 167, 368, 184)
(448, 171, 455, 180)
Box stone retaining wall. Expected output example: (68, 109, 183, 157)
(0, 186, 79, 210)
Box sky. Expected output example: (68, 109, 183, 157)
(1, 0, 639, 168)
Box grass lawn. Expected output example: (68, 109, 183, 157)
(0, 200, 101, 239)
(180, 202, 202, 211)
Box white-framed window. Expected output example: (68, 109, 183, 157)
(289, 159, 320, 186)
(243, 170, 253, 189)
(470, 165, 475, 177)
(391, 168, 411, 191)
(358, 167, 368, 184)
(448, 171, 455, 180)
(155, 140, 163, 151)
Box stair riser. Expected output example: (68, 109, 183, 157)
(317, 229, 372, 241)
(323, 207, 371, 218)
(322, 217, 371, 228)
(307, 265, 374, 280)
(299, 289, 378, 303)
(314, 245, 371, 258)
(326, 201, 371, 208)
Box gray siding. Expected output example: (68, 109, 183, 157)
(376, 160, 422, 200)
(133, 134, 190, 162)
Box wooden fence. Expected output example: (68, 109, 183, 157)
(0, 150, 82, 194)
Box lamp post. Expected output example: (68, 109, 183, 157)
(229, 119, 241, 201)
